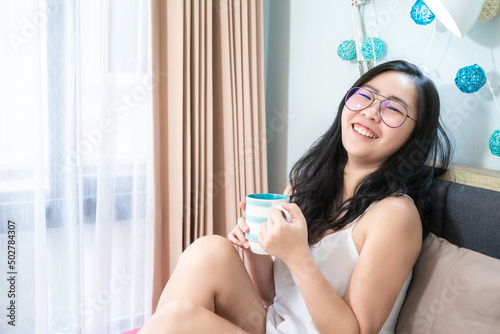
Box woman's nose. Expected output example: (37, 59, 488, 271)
(360, 98, 382, 122)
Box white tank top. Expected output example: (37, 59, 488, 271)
(266, 201, 413, 334)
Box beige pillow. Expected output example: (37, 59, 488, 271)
(396, 233, 500, 334)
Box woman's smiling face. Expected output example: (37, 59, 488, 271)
(341, 70, 418, 168)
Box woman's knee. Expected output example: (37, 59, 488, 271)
(180, 234, 238, 264)
(191, 234, 235, 251)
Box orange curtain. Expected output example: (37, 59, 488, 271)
(150, 0, 268, 309)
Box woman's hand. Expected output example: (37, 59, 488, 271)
(258, 202, 310, 266)
(227, 201, 250, 250)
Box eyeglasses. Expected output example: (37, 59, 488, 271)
(345, 87, 417, 128)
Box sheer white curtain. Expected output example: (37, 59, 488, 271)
(0, 0, 154, 333)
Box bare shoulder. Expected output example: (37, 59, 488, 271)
(355, 195, 422, 254)
(365, 195, 421, 234)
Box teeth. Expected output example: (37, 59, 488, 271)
(354, 125, 376, 139)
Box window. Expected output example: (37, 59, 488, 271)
(0, 1, 153, 332)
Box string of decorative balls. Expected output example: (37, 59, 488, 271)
(410, 0, 499, 95)
(337, 37, 385, 61)
(410, 0, 500, 156)
(338, 0, 500, 156)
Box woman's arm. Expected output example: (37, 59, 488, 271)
(239, 185, 294, 306)
(260, 202, 360, 333)
(260, 197, 421, 334)
(343, 196, 422, 333)
(242, 247, 275, 307)
(227, 185, 295, 307)
(289, 255, 361, 333)
(228, 201, 275, 306)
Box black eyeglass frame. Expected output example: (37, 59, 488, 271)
(345, 87, 417, 128)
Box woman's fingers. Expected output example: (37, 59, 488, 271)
(236, 217, 250, 249)
(227, 217, 250, 249)
(280, 202, 305, 222)
(270, 208, 287, 224)
(227, 201, 251, 249)
(228, 229, 245, 248)
(237, 216, 250, 234)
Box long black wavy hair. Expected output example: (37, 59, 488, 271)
(289, 60, 452, 245)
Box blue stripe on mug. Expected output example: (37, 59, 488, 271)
(245, 214, 268, 224)
(245, 233, 258, 242)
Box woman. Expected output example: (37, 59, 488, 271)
(140, 60, 451, 334)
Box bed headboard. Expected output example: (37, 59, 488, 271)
(428, 163, 500, 259)
(438, 162, 500, 192)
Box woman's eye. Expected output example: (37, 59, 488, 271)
(387, 106, 404, 115)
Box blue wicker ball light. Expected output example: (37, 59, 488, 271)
(454, 64, 487, 94)
(361, 37, 385, 60)
(489, 129, 500, 157)
(337, 40, 357, 61)
(410, 0, 435, 25)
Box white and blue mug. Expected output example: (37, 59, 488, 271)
(245, 193, 292, 255)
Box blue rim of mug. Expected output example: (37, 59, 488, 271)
(246, 193, 290, 207)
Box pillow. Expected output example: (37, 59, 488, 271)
(396, 233, 500, 334)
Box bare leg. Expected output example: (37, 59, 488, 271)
(140, 300, 252, 334)
(140, 235, 267, 334)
